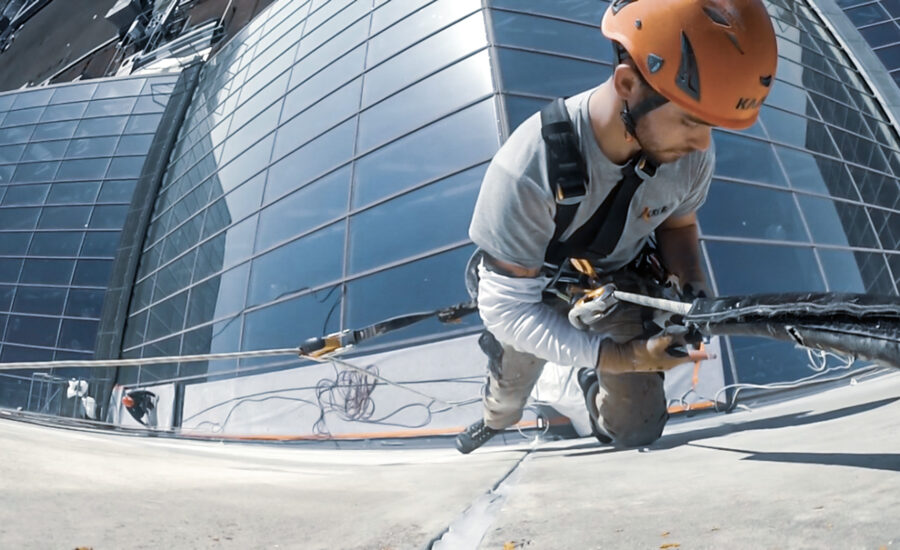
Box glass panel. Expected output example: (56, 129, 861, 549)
(13, 161, 59, 183)
(0, 285, 14, 310)
(797, 195, 880, 249)
(72, 259, 113, 287)
(0, 344, 54, 362)
(2, 184, 50, 206)
(345, 246, 478, 346)
(776, 146, 859, 201)
(28, 232, 83, 256)
(193, 215, 258, 281)
(38, 206, 92, 229)
(153, 249, 197, 301)
(66, 137, 119, 158)
(349, 165, 483, 274)
(0, 207, 41, 230)
(2, 107, 44, 127)
(489, 0, 606, 23)
(5, 315, 59, 347)
(353, 99, 499, 208)
(357, 51, 492, 153)
(505, 96, 549, 131)
(49, 84, 97, 104)
(74, 116, 129, 137)
(850, 167, 899, 210)
(0, 233, 29, 254)
(125, 113, 163, 134)
(698, 180, 808, 242)
(106, 156, 145, 179)
(247, 222, 345, 306)
(0, 258, 22, 282)
(21, 259, 75, 285)
(145, 291, 188, 342)
(116, 134, 154, 156)
(0, 124, 34, 145)
(215, 133, 274, 194)
(366, 0, 480, 68)
(12, 287, 67, 315)
(84, 97, 137, 117)
(705, 241, 826, 295)
(731, 336, 821, 385)
(43, 101, 90, 125)
(273, 78, 361, 161)
(496, 48, 610, 98)
(264, 118, 356, 203)
(491, 10, 610, 62)
(256, 166, 349, 252)
(845, 3, 888, 25)
(869, 208, 900, 250)
(32, 120, 76, 141)
(362, 13, 488, 107)
(241, 285, 341, 351)
(93, 78, 145, 99)
(0, 144, 25, 163)
(712, 132, 789, 187)
(65, 288, 106, 318)
(282, 45, 365, 123)
(89, 205, 129, 229)
(819, 249, 891, 295)
(97, 180, 136, 203)
(57, 158, 111, 180)
(185, 263, 249, 328)
(46, 182, 101, 204)
(81, 232, 121, 256)
(22, 140, 68, 162)
(58, 319, 98, 351)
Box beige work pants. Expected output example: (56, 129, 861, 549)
(480, 304, 669, 448)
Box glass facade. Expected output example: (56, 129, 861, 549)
(115, 0, 900, 395)
(835, 0, 900, 87)
(0, 74, 178, 411)
(119, 0, 499, 386)
(1, 0, 898, 430)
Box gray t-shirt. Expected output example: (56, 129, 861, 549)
(469, 87, 715, 272)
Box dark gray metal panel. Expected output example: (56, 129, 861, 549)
(94, 61, 203, 361)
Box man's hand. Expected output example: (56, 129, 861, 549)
(598, 333, 708, 374)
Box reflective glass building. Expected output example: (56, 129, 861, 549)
(0, 0, 898, 436)
(0, 74, 179, 413)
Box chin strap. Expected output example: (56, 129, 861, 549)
(621, 92, 670, 142)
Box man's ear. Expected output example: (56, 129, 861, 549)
(613, 64, 643, 103)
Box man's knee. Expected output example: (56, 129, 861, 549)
(603, 408, 668, 448)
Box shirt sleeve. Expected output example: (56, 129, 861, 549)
(669, 142, 715, 219)
(468, 159, 556, 270)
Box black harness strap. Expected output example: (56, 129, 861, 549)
(540, 98, 659, 267)
(541, 98, 587, 263)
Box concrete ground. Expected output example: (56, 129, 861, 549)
(1, 370, 899, 550)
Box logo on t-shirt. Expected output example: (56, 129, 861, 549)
(639, 204, 670, 221)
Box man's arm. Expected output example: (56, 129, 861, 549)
(655, 212, 708, 295)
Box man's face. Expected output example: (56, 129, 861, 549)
(633, 93, 714, 165)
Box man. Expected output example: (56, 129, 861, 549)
(456, 0, 778, 453)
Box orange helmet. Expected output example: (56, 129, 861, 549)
(602, 0, 778, 129)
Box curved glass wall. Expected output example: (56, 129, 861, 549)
(0, 74, 178, 410)
(119, 0, 899, 398)
(836, 0, 900, 87)
(120, 0, 500, 385)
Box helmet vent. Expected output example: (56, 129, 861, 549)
(611, 0, 639, 15)
(676, 32, 701, 101)
(726, 31, 745, 54)
(760, 75, 773, 87)
(703, 6, 731, 27)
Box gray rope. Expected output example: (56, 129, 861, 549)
(0, 348, 300, 370)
